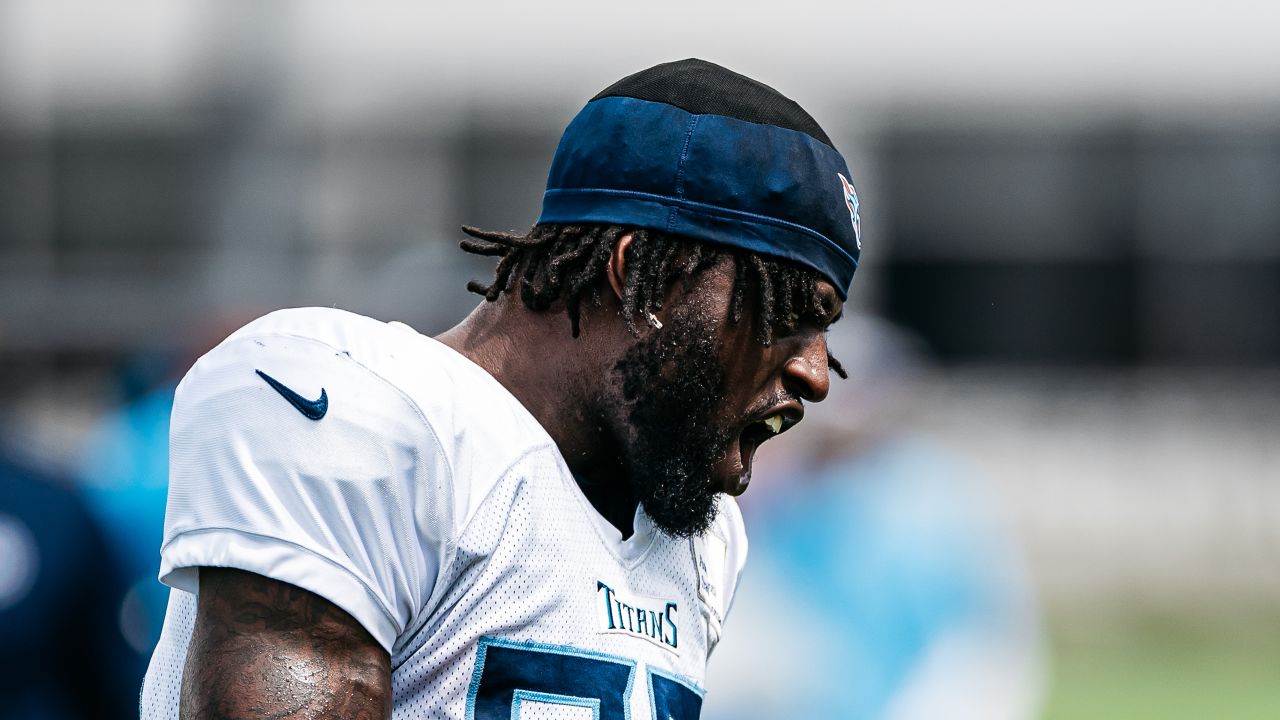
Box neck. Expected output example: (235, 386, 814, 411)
(435, 299, 639, 537)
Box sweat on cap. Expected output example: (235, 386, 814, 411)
(537, 58, 862, 299)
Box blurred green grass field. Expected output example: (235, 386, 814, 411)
(1043, 610, 1280, 720)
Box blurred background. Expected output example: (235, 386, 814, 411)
(1, 1, 1277, 717)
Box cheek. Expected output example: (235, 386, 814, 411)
(718, 334, 785, 393)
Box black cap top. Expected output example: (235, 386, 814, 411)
(590, 58, 835, 148)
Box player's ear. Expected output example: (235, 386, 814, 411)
(605, 233, 635, 302)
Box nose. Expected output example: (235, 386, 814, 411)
(782, 334, 831, 403)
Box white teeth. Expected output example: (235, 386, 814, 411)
(764, 415, 783, 434)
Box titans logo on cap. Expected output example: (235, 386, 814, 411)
(838, 173, 862, 251)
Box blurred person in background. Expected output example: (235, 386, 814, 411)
(73, 347, 186, 697)
(73, 319, 251, 695)
(703, 316, 1044, 720)
(0, 418, 136, 717)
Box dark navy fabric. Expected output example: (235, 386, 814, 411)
(470, 640, 634, 719)
(539, 96, 861, 298)
(0, 450, 135, 719)
(650, 670, 704, 719)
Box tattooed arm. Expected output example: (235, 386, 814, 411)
(180, 567, 392, 720)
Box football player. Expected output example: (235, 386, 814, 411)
(141, 58, 862, 719)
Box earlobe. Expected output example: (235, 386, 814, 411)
(605, 232, 663, 331)
(606, 233, 634, 302)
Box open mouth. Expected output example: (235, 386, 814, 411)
(730, 406, 802, 495)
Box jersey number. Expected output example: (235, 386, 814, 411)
(467, 637, 702, 720)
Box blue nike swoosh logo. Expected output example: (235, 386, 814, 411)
(255, 369, 328, 420)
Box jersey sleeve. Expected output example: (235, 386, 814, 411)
(158, 329, 455, 654)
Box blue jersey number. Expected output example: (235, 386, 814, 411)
(467, 637, 702, 720)
(650, 668, 704, 719)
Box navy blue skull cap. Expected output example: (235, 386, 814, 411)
(538, 58, 862, 299)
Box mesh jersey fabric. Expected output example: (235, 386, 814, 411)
(140, 307, 748, 719)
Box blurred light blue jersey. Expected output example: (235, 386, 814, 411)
(77, 386, 175, 660)
(703, 438, 1041, 720)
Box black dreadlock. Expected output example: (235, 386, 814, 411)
(460, 224, 847, 379)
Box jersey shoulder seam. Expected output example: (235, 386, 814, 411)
(448, 441, 561, 542)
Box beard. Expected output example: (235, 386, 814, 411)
(612, 305, 736, 538)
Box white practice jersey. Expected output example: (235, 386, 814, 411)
(141, 307, 747, 720)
